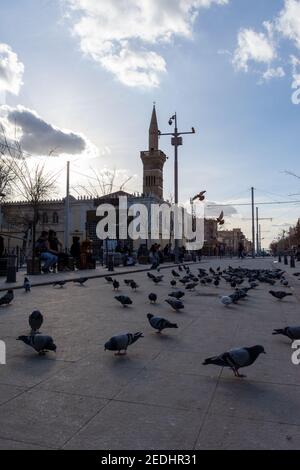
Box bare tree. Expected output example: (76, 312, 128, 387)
(0, 125, 20, 199)
(11, 159, 57, 271)
(73, 168, 134, 198)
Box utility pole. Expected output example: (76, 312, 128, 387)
(251, 187, 255, 258)
(256, 207, 259, 256)
(259, 224, 262, 252)
(159, 113, 195, 264)
(64, 161, 70, 253)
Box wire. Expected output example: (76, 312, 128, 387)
(207, 200, 300, 207)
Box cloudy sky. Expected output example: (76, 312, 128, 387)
(1, 0, 300, 247)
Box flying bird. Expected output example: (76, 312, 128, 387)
(17, 335, 56, 355)
(28, 310, 43, 335)
(269, 290, 293, 301)
(147, 314, 178, 333)
(24, 277, 31, 293)
(203, 345, 266, 378)
(216, 211, 225, 225)
(115, 295, 133, 307)
(0, 289, 14, 306)
(192, 190, 206, 202)
(104, 332, 143, 355)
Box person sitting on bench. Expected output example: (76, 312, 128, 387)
(35, 231, 58, 273)
(48, 230, 69, 271)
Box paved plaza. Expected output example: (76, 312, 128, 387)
(0, 258, 300, 450)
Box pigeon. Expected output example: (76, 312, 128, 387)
(170, 280, 177, 287)
(104, 332, 143, 355)
(185, 282, 198, 291)
(73, 277, 88, 286)
(124, 279, 134, 285)
(17, 335, 56, 355)
(216, 211, 225, 224)
(220, 295, 233, 307)
(24, 277, 31, 293)
(105, 276, 113, 283)
(152, 276, 163, 284)
(172, 270, 180, 278)
(165, 298, 184, 311)
(53, 281, 67, 288)
(168, 291, 185, 300)
(150, 262, 159, 270)
(178, 265, 183, 272)
(192, 190, 206, 202)
(113, 279, 120, 290)
(147, 313, 178, 333)
(0, 289, 14, 306)
(115, 295, 133, 307)
(203, 345, 266, 378)
(130, 281, 139, 291)
(269, 290, 293, 301)
(214, 279, 220, 287)
(148, 293, 157, 304)
(147, 272, 156, 280)
(29, 310, 43, 335)
(272, 327, 300, 341)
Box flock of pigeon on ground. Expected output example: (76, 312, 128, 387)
(0, 262, 299, 379)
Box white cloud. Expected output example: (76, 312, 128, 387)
(276, 0, 300, 50)
(233, 25, 277, 72)
(63, 0, 228, 88)
(205, 201, 237, 218)
(0, 43, 24, 95)
(262, 66, 285, 81)
(0, 105, 92, 157)
(232, 0, 300, 87)
(291, 54, 300, 86)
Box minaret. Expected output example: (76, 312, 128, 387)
(140, 105, 167, 200)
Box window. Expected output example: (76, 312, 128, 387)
(42, 212, 48, 224)
(53, 212, 59, 224)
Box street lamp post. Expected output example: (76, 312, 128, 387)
(159, 113, 195, 264)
